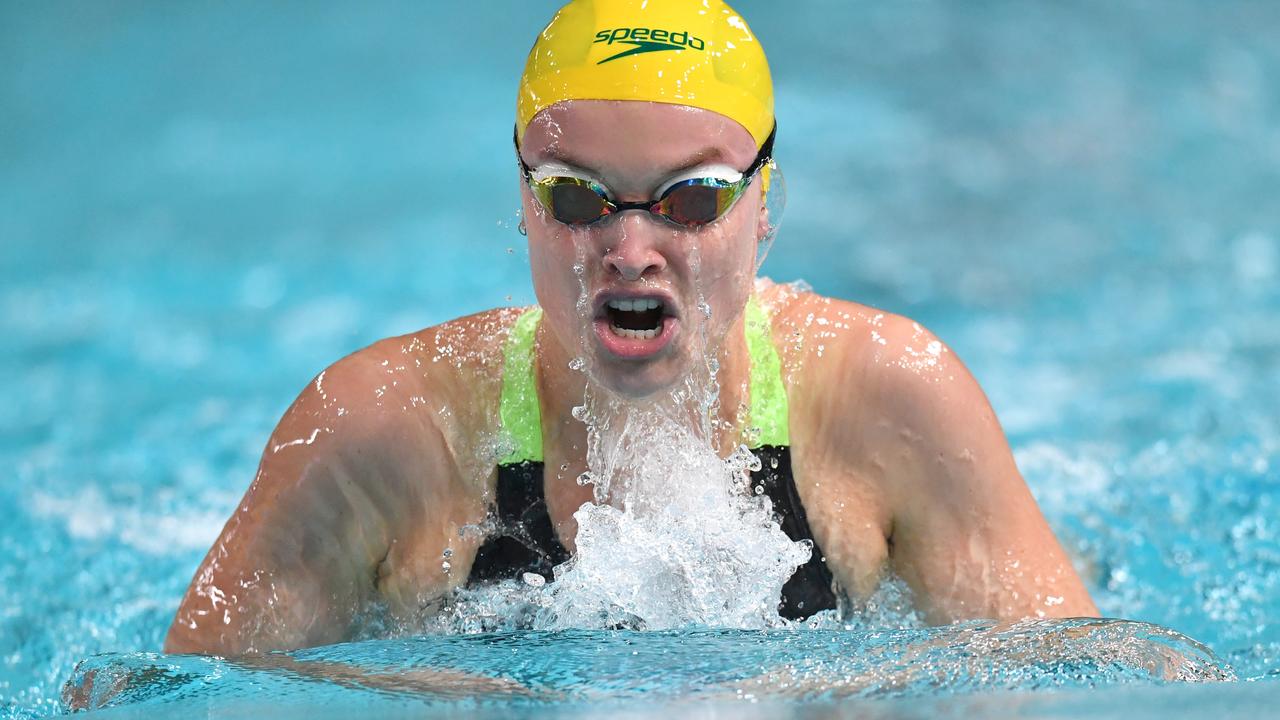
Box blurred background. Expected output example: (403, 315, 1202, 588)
(2, 0, 1278, 715)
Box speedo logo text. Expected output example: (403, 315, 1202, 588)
(593, 27, 706, 64)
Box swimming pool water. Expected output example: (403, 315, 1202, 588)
(2, 0, 1278, 716)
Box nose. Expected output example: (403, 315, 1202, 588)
(601, 214, 668, 281)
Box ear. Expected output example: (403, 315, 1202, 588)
(755, 162, 775, 242)
(756, 196, 770, 243)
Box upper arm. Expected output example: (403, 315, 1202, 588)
(165, 338, 487, 655)
(873, 317, 1097, 621)
(802, 306, 1097, 622)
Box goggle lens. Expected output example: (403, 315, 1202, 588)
(657, 180, 735, 227)
(542, 180, 610, 225)
(529, 176, 741, 227)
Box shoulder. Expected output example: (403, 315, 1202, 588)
(228, 306, 530, 570)
(272, 307, 531, 480)
(756, 278, 962, 398)
(757, 279, 995, 476)
(310, 306, 525, 413)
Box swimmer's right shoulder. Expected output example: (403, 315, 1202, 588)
(167, 307, 533, 654)
(292, 307, 531, 467)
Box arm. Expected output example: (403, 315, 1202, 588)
(165, 336, 487, 655)
(861, 315, 1098, 622)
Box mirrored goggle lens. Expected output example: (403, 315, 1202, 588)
(533, 179, 610, 225)
(656, 181, 738, 227)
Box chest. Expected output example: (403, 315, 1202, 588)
(522, 442, 891, 602)
(788, 443, 893, 600)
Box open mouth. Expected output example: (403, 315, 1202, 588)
(604, 298, 667, 340)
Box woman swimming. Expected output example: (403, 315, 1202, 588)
(166, 0, 1097, 655)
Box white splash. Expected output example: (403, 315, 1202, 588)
(538, 386, 811, 629)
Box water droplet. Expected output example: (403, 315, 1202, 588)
(442, 548, 453, 558)
(571, 405, 589, 421)
(754, 485, 764, 495)
(577, 471, 595, 486)
(568, 357, 586, 372)
(441, 561, 452, 573)
(522, 572, 546, 587)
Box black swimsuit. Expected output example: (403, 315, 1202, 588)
(468, 299, 839, 620)
(466, 446, 838, 620)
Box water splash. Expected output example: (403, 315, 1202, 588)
(539, 392, 809, 630)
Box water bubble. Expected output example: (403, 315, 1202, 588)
(442, 548, 453, 559)
(571, 405, 589, 422)
(441, 561, 452, 573)
(577, 471, 595, 486)
(568, 357, 586, 372)
(522, 572, 547, 587)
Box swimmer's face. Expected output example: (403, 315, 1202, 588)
(519, 101, 766, 398)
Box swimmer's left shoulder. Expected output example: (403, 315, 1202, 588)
(777, 284, 1002, 447)
(754, 280, 957, 379)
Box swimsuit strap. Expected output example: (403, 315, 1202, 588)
(744, 294, 790, 447)
(499, 307, 544, 464)
(497, 296, 789, 463)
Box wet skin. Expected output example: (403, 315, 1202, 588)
(166, 101, 1098, 656)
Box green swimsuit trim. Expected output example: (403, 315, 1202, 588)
(498, 307, 545, 465)
(498, 295, 789, 465)
(743, 293, 791, 447)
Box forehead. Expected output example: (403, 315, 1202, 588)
(520, 100, 758, 177)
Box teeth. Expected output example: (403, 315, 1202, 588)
(604, 297, 665, 342)
(609, 324, 662, 340)
(606, 298, 662, 311)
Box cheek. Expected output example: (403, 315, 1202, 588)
(700, 197, 759, 288)
(524, 202, 590, 343)
(528, 239, 576, 309)
(691, 200, 759, 337)
(523, 188, 568, 284)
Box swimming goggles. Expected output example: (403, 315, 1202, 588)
(516, 125, 776, 228)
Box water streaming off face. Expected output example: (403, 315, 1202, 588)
(440, 204, 815, 632)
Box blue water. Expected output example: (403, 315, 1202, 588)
(2, 0, 1278, 717)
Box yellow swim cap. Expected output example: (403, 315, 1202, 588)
(516, 0, 774, 148)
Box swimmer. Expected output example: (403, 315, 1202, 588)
(166, 0, 1097, 655)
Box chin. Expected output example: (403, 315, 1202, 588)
(589, 351, 692, 401)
